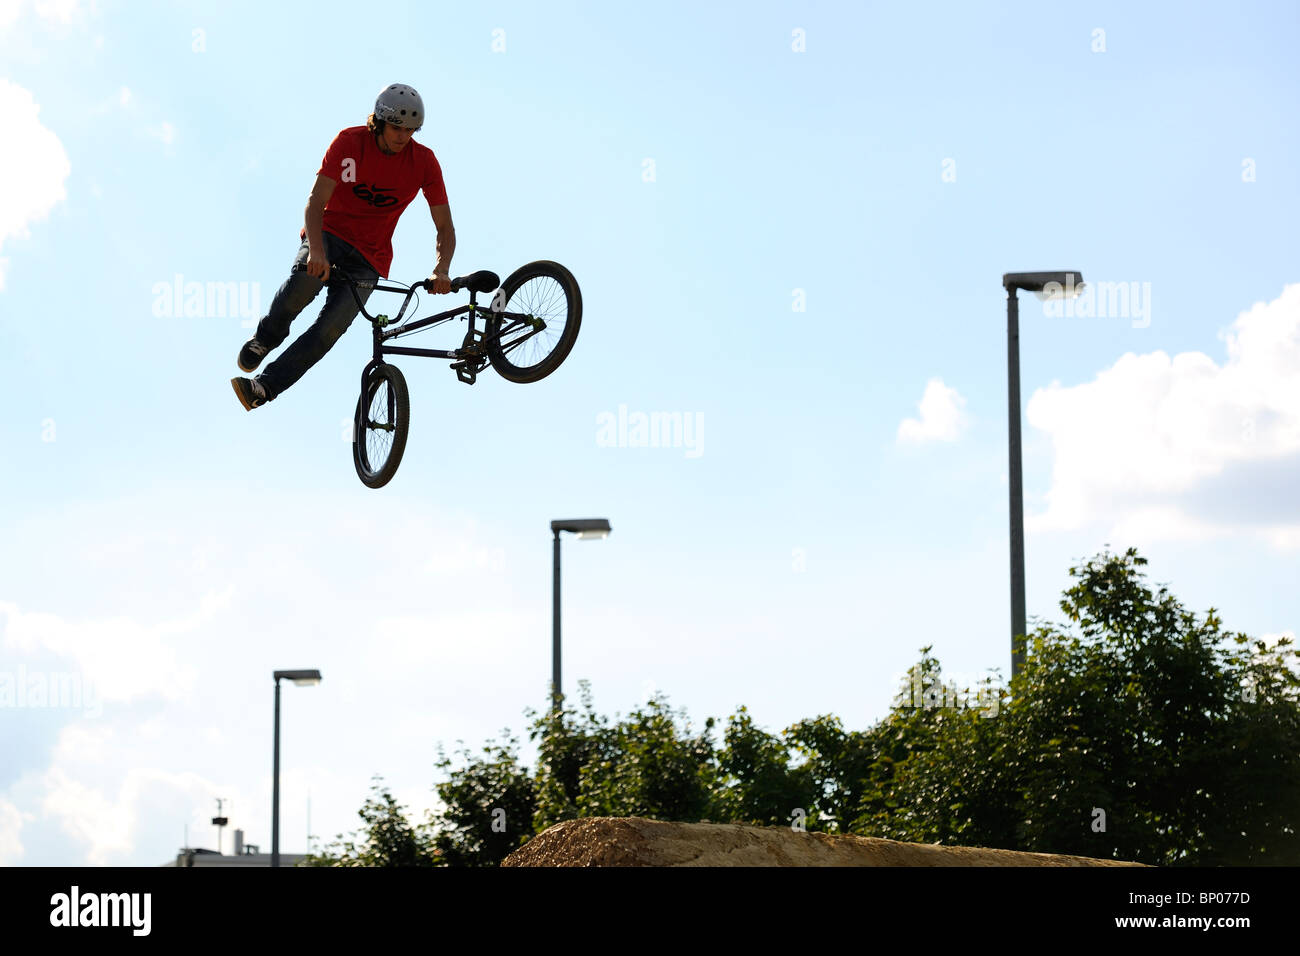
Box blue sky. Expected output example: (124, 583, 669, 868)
(1, 0, 1297, 865)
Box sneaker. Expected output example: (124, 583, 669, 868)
(231, 376, 268, 411)
(238, 337, 271, 372)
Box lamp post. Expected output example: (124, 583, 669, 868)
(1001, 272, 1084, 681)
(550, 518, 612, 714)
(272, 669, 321, 868)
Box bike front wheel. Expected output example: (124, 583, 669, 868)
(486, 260, 582, 384)
(352, 363, 410, 488)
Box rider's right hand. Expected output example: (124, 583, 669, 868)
(306, 248, 330, 281)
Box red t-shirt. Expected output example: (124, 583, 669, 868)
(301, 126, 449, 277)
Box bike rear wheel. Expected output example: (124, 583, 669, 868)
(485, 260, 582, 383)
(352, 363, 410, 488)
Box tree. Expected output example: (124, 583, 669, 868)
(1016, 547, 1300, 864)
(430, 733, 536, 867)
(528, 680, 618, 828)
(531, 683, 717, 827)
(710, 705, 816, 828)
(865, 548, 1300, 865)
(300, 776, 439, 867)
(325, 549, 1300, 866)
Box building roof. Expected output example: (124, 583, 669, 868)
(165, 849, 308, 867)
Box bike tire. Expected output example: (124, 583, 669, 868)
(352, 363, 410, 489)
(485, 260, 582, 384)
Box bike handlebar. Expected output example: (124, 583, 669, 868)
(329, 265, 467, 295)
(327, 264, 491, 328)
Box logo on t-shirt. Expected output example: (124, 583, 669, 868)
(352, 182, 399, 208)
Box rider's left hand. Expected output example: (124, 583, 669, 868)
(426, 272, 452, 294)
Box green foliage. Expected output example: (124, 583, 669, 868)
(711, 705, 815, 828)
(1011, 547, 1300, 864)
(327, 548, 1300, 866)
(866, 548, 1300, 864)
(529, 681, 717, 827)
(430, 733, 537, 867)
(846, 647, 1018, 845)
(299, 777, 438, 867)
(528, 681, 619, 827)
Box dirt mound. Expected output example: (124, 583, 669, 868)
(502, 816, 1147, 867)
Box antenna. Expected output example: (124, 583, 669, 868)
(212, 797, 229, 854)
(307, 790, 312, 853)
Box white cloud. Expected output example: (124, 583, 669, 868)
(0, 485, 553, 864)
(149, 121, 176, 146)
(38, 762, 224, 866)
(1027, 284, 1300, 546)
(0, 595, 211, 704)
(7, 716, 272, 865)
(898, 378, 970, 444)
(33, 0, 83, 23)
(14, 715, 271, 865)
(0, 798, 25, 865)
(0, 80, 71, 289)
(0, 0, 21, 29)
(0, 0, 89, 29)
(39, 768, 127, 865)
(91, 85, 131, 116)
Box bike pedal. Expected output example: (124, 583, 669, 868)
(451, 360, 481, 385)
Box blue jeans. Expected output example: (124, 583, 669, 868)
(255, 232, 379, 400)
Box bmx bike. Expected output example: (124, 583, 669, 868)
(330, 260, 581, 489)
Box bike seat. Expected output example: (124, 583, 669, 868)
(453, 270, 500, 294)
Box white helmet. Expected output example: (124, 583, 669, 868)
(374, 83, 424, 129)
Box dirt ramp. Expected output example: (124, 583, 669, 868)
(502, 816, 1147, 867)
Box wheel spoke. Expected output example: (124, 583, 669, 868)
(364, 382, 394, 472)
(352, 364, 409, 489)
(482, 263, 578, 384)
(496, 275, 569, 370)
(498, 326, 543, 355)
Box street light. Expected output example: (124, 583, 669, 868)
(550, 519, 612, 713)
(1002, 272, 1084, 681)
(272, 668, 321, 868)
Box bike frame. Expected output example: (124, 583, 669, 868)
(329, 266, 546, 388)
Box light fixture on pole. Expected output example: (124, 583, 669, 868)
(550, 518, 612, 714)
(272, 669, 321, 869)
(1002, 272, 1084, 681)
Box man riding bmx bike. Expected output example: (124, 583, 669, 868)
(232, 83, 455, 410)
